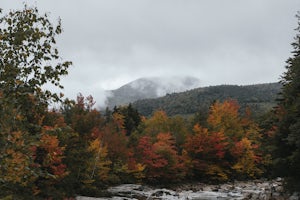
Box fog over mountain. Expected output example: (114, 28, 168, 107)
(3, 1, 299, 109)
(105, 76, 201, 108)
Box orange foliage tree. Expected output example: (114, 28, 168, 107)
(207, 99, 263, 179)
(100, 112, 145, 183)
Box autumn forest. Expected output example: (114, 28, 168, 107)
(0, 6, 300, 200)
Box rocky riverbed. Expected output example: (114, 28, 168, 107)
(76, 178, 299, 200)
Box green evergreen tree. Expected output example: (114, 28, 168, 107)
(113, 104, 141, 136)
(273, 12, 300, 191)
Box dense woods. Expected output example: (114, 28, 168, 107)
(0, 6, 299, 199)
(270, 12, 300, 191)
(132, 83, 281, 117)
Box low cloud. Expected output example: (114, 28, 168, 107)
(2, 0, 300, 103)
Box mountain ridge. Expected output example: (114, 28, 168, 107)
(131, 82, 281, 117)
(104, 76, 281, 117)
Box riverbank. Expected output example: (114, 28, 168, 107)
(76, 178, 299, 200)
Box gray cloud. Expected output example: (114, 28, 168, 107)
(2, 0, 300, 106)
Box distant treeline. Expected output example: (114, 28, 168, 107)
(132, 83, 281, 117)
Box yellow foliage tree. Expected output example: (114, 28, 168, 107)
(143, 110, 170, 137)
(231, 138, 263, 178)
(88, 138, 111, 182)
(207, 100, 243, 140)
(2, 131, 33, 185)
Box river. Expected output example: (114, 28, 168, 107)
(76, 178, 299, 200)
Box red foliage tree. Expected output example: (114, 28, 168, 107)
(136, 133, 185, 182)
(184, 124, 228, 181)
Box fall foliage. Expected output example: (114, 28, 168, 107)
(1, 3, 299, 199)
(1, 87, 268, 199)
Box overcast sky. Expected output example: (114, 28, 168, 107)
(2, 0, 300, 106)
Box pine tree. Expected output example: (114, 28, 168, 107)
(272, 12, 300, 191)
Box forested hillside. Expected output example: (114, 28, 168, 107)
(132, 83, 281, 117)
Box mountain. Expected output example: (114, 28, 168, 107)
(105, 76, 201, 108)
(131, 83, 282, 117)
